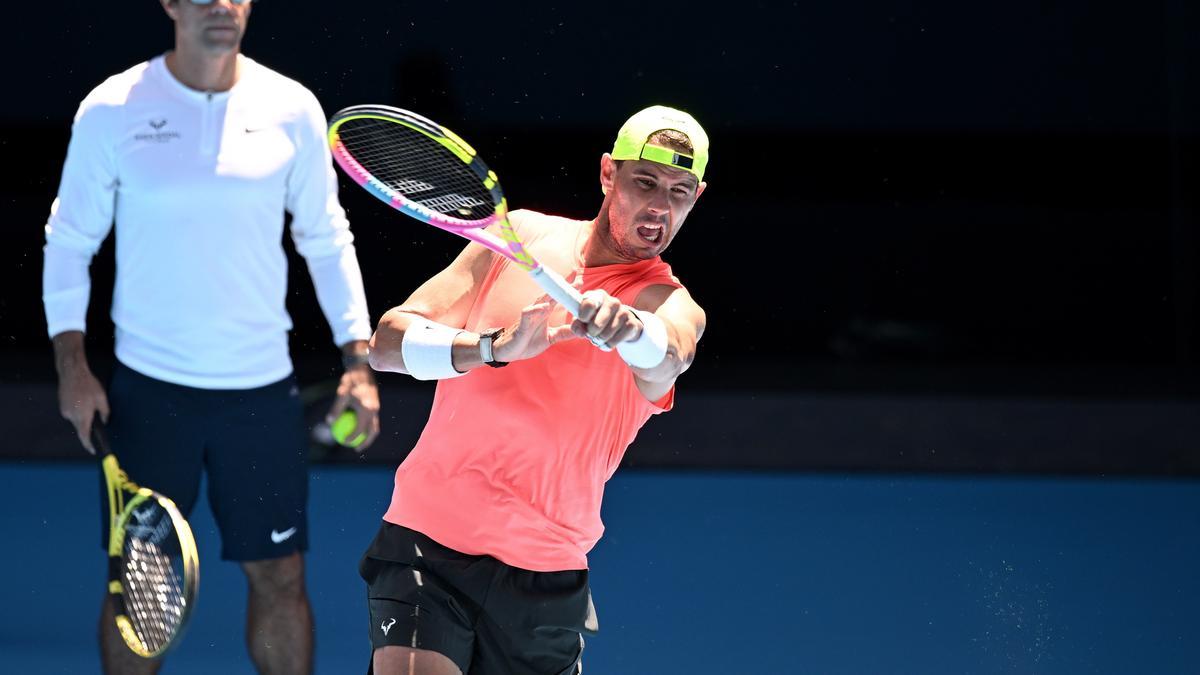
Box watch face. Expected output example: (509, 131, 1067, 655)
(480, 329, 498, 362)
(481, 328, 507, 367)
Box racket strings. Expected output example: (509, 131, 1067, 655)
(121, 509, 187, 654)
(337, 118, 496, 221)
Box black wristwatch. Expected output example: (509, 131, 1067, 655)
(478, 328, 508, 368)
(342, 350, 371, 370)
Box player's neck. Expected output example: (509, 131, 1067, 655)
(165, 46, 241, 93)
(580, 216, 638, 267)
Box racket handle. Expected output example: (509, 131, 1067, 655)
(91, 413, 113, 458)
(528, 265, 612, 351)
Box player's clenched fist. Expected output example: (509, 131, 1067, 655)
(572, 289, 643, 346)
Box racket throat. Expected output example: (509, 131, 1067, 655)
(527, 265, 584, 317)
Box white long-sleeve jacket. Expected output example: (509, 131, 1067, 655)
(43, 54, 371, 389)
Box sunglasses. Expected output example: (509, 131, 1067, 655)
(186, 0, 253, 5)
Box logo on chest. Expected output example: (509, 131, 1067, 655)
(135, 118, 181, 143)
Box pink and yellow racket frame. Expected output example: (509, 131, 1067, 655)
(327, 105, 591, 320)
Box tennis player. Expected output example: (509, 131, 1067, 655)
(42, 1, 378, 672)
(361, 106, 709, 675)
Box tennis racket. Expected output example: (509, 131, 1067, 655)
(93, 418, 199, 658)
(327, 105, 610, 348)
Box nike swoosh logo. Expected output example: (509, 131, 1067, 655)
(245, 127, 265, 133)
(271, 527, 298, 544)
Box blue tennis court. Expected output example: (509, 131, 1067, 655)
(1, 462, 1196, 673)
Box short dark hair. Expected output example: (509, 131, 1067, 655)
(646, 129, 694, 155)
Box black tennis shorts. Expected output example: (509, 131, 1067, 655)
(360, 522, 598, 675)
(100, 360, 310, 561)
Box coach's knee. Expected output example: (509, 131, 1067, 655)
(243, 551, 306, 598)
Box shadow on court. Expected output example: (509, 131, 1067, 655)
(0, 463, 1197, 674)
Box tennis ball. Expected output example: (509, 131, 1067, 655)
(331, 410, 367, 448)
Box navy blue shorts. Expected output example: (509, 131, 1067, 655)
(100, 361, 310, 561)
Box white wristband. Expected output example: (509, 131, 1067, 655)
(401, 317, 466, 381)
(616, 309, 669, 369)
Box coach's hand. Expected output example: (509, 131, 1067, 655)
(52, 331, 109, 454)
(326, 364, 380, 452)
(58, 368, 109, 454)
(493, 296, 578, 363)
(572, 289, 643, 347)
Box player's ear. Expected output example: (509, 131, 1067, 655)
(694, 181, 707, 201)
(161, 0, 180, 21)
(600, 153, 616, 195)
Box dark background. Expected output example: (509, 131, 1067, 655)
(1, 0, 1197, 473)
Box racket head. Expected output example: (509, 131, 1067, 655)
(107, 480, 199, 658)
(96, 420, 200, 660)
(327, 104, 601, 335)
(327, 105, 538, 270)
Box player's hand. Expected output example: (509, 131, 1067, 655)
(326, 365, 380, 452)
(572, 289, 643, 346)
(57, 363, 110, 454)
(493, 296, 578, 363)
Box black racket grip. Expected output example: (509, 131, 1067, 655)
(90, 413, 113, 458)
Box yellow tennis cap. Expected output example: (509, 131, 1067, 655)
(611, 105, 709, 182)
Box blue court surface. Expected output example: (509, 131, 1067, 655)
(1, 463, 1197, 674)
